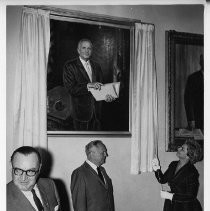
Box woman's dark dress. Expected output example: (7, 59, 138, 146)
(155, 161, 202, 211)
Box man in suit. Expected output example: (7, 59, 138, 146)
(184, 54, 204, 131)
(7, 146, 61, 211)
(63, 39, 114, 131)
(71, 140, 115, 211)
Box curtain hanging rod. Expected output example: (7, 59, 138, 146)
(23, 5, 155, 27)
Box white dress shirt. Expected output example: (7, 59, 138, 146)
(80, 57, 92, 82)
(22, 185, 43, 211)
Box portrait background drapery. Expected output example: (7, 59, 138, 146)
(13, 7, 50, 148)
(131, 23, 158, 174)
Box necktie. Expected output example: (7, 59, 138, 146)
(85, 62, 92, 82)
(97, 167, 105, 184)
(31, 189, 44, 211)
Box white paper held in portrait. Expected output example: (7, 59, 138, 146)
(89, 82, 120, 101)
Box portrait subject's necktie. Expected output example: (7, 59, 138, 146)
(31, 189, 44, 211)
(97, 167, 105, 184)
(85, 62, 92, 82)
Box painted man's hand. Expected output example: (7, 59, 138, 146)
(105, 94, 116, 102)
(87, 82, 103, 90)
(188, 120, 195, 130)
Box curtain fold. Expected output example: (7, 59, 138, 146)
(13, 7, 50, 148)
(131, 23, 158, 174)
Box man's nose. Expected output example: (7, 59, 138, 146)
(21, 172, 27, 181)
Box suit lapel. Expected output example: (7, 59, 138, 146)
(37, 180, 50, 210)
(76, 58, 91, 82)
(89, 60, 96, 82)
(10, 182, 36, 211)
(100, 167, 110, 189)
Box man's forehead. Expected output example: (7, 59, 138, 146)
(81, 41, 91, 46)
(12, 152, 39, 167)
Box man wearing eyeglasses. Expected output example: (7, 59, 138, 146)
(7, 146, 61, 211)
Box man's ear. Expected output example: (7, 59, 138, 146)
(39, 163, 42, 172)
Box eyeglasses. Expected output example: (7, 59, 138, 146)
(13, 167, 39, 177)
(177, 145, 188, 152)
(178, 146, 184, 150)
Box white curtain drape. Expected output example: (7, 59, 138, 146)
(13, 7, 50, 148)
(131, 23, 158, 174)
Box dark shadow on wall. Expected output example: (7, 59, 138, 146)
(36, 147, 71, 211)
(54, 178, 71, 211)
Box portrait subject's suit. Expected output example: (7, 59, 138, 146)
(71, 161, 115, 211)
(7, 178, 61, 211)
(184, 70, 204, 130)
(63, 58, 103, 124)
(155, 161, 202, 211)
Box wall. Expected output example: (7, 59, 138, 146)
(6, 6, 22, 176)
(6, 4, 204, 211)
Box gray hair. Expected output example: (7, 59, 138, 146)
(85, 140, 106, 156)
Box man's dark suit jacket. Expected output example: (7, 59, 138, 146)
(155, 161, 202, 211)
(7, 178, 61, 211)
(71, 162, 115, 211)
(63, 58, 103, 122)
(184, 70, 204, 129)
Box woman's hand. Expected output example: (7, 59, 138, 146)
(152, 158, 160, 171)
(160, 191, 174, 200)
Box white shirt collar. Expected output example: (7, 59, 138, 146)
(21, 184, 39, 194)
(79, 57, 90, 66)
(86, 160, 98, 173)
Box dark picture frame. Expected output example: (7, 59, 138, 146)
(47, 8, 135, 135)
(165, 30, 204, 151)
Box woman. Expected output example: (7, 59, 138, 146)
(152, 140, 203, 211)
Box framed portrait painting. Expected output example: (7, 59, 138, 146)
(165, 30, 204, 151)
(47, 8, 135, 135)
